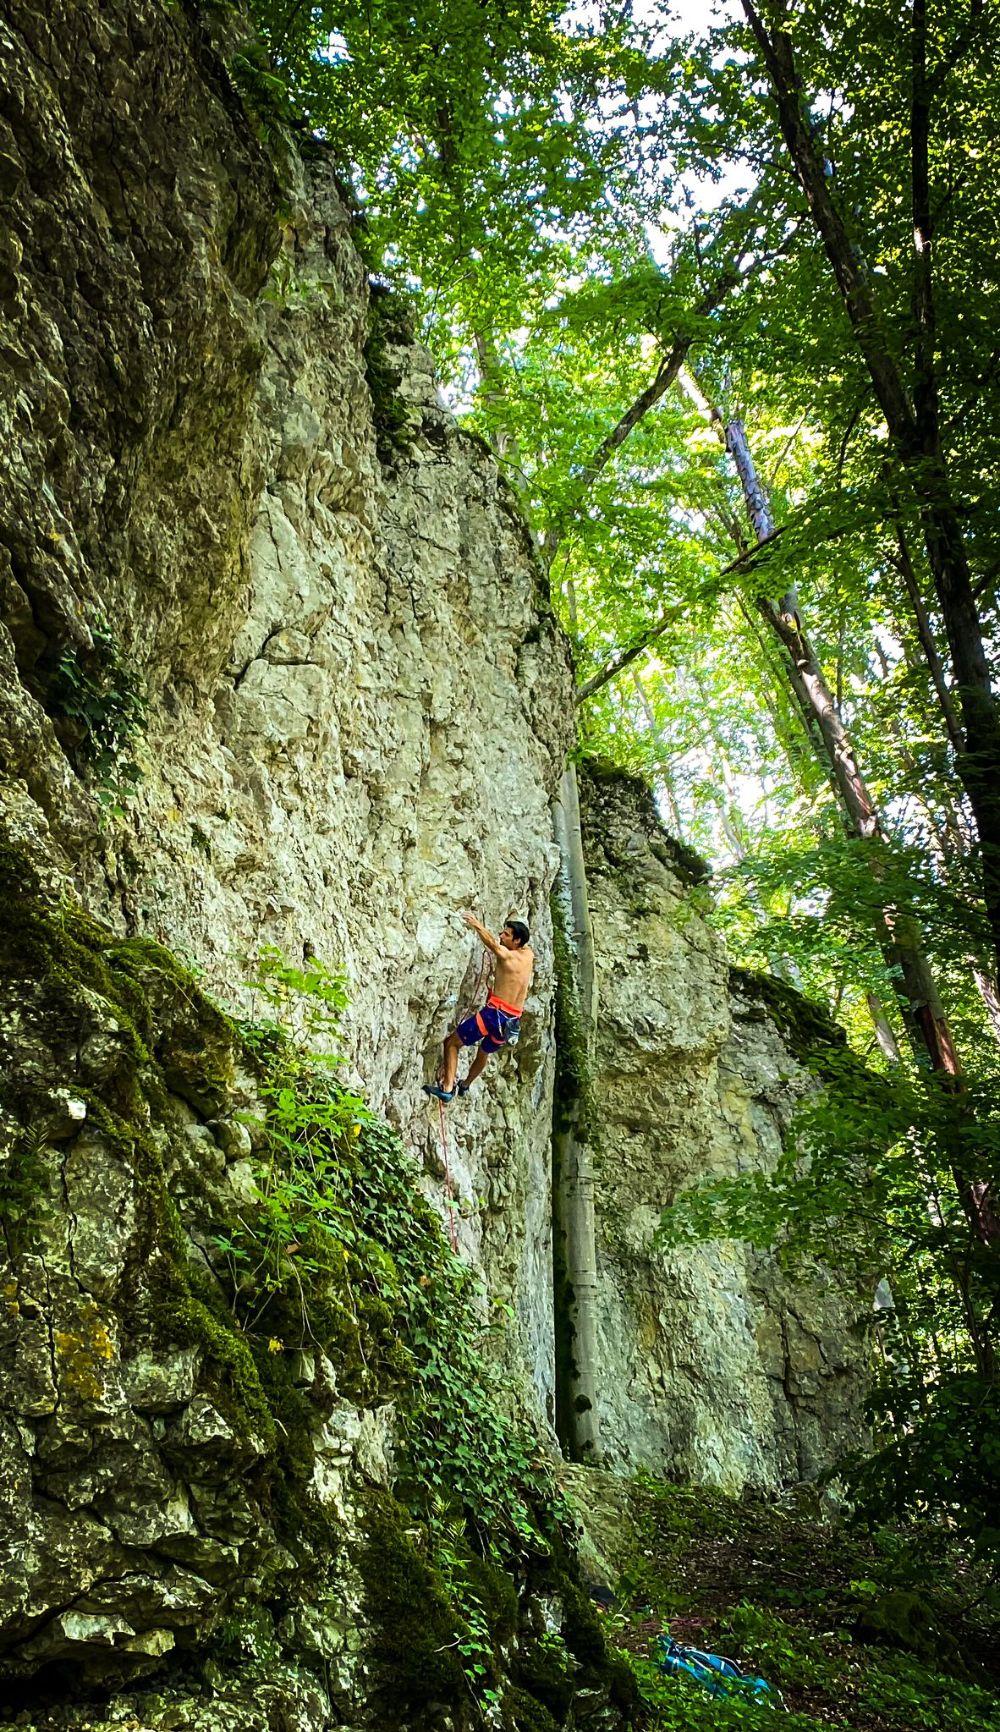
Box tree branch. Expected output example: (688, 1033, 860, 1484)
(542, 271, 740, 567)
(930, 0, 986, 93)
(574, 536, 787, 703)
(575, 608, 684, 703)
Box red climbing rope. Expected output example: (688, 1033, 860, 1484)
(427, 915, 494, 1257)
(436, 1095, 459, 1253)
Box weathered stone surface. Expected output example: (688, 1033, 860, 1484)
(0, 0, 569, 1419)
(581, 766, 869, 1491)
(0, 0, 568, 1715)
(0, 0, 867, 1723)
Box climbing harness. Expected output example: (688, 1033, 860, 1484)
(658, 1634, 783, 1708)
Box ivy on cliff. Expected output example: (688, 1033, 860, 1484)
(47, 615, 146, 811)
(228, 0, 1000, 1583)
(0, 855, 633, 1725)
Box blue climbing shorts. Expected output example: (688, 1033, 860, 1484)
(455, 998, 522, 1055)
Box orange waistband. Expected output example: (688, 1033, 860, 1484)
(487, 994, 522, 1018)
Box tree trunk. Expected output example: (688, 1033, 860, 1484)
(724, 416, 962, 1079)
(867, 993, 903, 1064)
(551, 765, 603, 1461)
(741, 0, 1000, 985)
(723, 413, 1000, 1279)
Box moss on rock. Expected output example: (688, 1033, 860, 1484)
(364, 288, 418, 463)
(730, 966, 848, 1068)
(0, 844, 640, 1729)
(550, 892, 596, 1146)
(503, 1684, 561, 1732)
(579, 757, 711, 886)
(354, 1488, 468, 1721)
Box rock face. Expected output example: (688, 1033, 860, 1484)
(1, 0, 569, 1414)
(0, 875, 616, 1732)
(0, 0, 868, 1723)
(580, 767, 868, 1491)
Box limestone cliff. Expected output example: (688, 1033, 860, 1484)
(579, 766, 867, 1490)
(0, 0, 570, 1414)
(0, 1, 868, 1725)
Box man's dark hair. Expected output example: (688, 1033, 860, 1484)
(506, 919, 530, 948)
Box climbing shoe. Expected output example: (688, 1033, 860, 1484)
(423, 1083, 455, 1103)
(457, 1081, 472, 1097)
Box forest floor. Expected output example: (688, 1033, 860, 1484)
(583, 1474, 1000, 1731)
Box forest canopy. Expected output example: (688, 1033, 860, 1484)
(243, 0, 1000, 1555)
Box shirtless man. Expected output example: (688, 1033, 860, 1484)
(423, 912, 534, 1102)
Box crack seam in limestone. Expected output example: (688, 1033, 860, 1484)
(58, 1147, 80, 1290)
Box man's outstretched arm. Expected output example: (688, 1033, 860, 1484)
(462, 911, 503, 956)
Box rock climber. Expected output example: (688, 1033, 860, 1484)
(423, 912, 533, 1102)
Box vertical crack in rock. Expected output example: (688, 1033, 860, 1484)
(0, 0, 869, 1721)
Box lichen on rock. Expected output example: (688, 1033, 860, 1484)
(578, 761, 869, 1491)
(0, 0, 871, 1723)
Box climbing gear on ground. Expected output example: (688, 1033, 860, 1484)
(658, 1635, 782, 1707)
(423, 1083, 456, 1102)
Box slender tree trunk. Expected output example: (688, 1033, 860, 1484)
(741, 0, 1000, 985)
(724, 416, 962, 1079)
(543, 270, 738, 570)
(723, 414, 999, 1285)
(867, 993, 903, 1064)
(551, 765, 603, 1461)
(735, 596, 831, 802)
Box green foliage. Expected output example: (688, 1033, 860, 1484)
(242, 0, 675, 379)
(0, 1124, 48, 1250)
(225, 951, 604, 1713)
(228, 40, 297, 138)
(848, 1373, 1000, 1565)
(48, 616, 146, 810)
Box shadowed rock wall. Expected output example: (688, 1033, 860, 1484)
(1, 1, 572, 1719)
(580, 766, 868, 1491)
(0, 0, 570, 1410)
